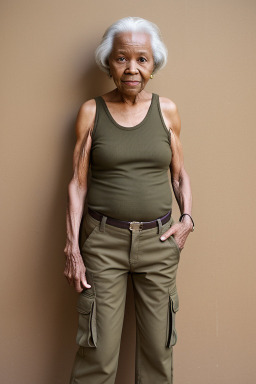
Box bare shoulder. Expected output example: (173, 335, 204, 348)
(76, 99, 97, 140)
(159, 96, 178, 118)
(159, 96, 181, 135)
(79, 98, 96, 115)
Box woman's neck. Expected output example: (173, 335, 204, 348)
(115, 88, 146, 105)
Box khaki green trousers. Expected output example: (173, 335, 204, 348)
(69, 210, 180, 384)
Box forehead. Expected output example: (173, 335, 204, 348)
(112, 31, 153, 53)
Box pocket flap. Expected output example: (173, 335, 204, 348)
(170, 291, 179, 313)
(77, 294, 94, 315)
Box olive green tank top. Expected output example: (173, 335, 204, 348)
(87, 93, 172, 221)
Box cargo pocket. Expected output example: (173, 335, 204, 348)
(76, 293, 97, 347)
(166, 289, 179, 348)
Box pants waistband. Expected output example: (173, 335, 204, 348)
(87, 208, 172, 231)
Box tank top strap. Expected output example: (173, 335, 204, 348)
(154, 93, 171, 146)
(91, 96, 105, 140)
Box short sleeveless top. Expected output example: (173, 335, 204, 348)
(86, 93, 173, 221)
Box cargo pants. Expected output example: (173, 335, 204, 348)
(69, 210, 181, 384)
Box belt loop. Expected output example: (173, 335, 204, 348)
(157, 218, 163, 234)
(100, 215, 107, 232)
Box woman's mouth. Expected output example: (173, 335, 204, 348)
(122, 81, 140, 86)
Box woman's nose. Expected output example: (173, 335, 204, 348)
(125, 60, 138, 74)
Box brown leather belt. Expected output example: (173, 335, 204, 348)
(87, 208, 172, 231)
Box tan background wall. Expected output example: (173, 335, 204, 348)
(1, 1, 255, 383)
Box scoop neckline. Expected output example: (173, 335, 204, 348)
(99, 93, 155, 130)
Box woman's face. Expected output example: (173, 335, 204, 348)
(108, 31, 155, 97)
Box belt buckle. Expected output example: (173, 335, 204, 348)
(129, 221, 143, 231)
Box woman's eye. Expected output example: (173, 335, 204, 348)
(138, 57, 147, 63)
(117, 57, 126, 62)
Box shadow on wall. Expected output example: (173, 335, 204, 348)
(81, 63, 113, 99)
(39, 61, 136, 383)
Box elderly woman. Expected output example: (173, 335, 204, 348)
(64, 17, 194, 384)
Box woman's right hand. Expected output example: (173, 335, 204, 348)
(64, 241, 92, 293)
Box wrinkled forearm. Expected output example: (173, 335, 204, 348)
(66, 178, 87, 245)
(171, 167, 192, 216)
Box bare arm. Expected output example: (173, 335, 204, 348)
(64, 99, 96, 292)
(159, 97, 193, 250)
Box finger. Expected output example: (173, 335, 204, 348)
(74, 277, 83, 293)
(64, 270, 72, 285)
(81, 274, 91, 289)
(160, 227, 176, 241)
(160, 222, 183, 241)
(173, 234, 183, 250)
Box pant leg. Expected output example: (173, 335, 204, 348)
(69, 213, 130, 384)
(131, 217, 180, 384)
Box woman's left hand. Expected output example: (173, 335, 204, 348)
(160, 217, 193, 251)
